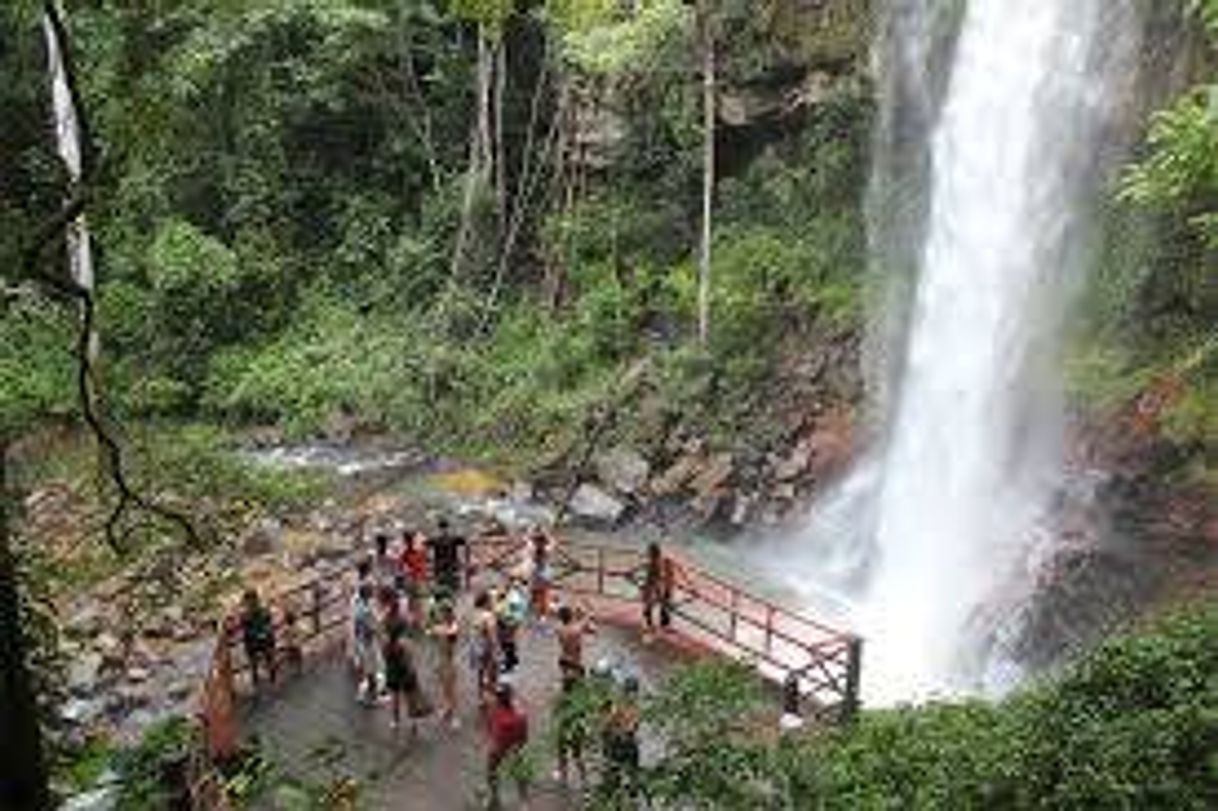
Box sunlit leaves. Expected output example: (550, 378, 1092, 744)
(552, 0, 689, 76)
(448, 0, 515, 34)
(1120, 90, 1218, 210)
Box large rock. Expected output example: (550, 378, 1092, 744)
(67, 652, 105, 697)
(568, 484, 626, 525)
(241, 517, 284, 557)
(775, 440, 816, 482)
(691, 453, 735, 498)
(594, 447, 651, 495)
(61, 697, 107, 728)
(650, 454, 703, 498)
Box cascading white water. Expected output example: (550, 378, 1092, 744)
(787, 0, 1144, 704)
(42, 8, 95, 294)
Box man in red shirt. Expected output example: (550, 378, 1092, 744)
(487, 682, 529, 808)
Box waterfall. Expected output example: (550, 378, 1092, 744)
(42, 7, 95, 295)
(793, 0, 1144, 704)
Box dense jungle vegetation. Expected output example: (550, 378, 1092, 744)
(3, 0, 1218, 808)
(2, 0, 871, 463)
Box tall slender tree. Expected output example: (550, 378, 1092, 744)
(696, 0, 716, 347)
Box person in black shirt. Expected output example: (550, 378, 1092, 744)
(240, 589, 276, 688)
(427, 518, 467, 597)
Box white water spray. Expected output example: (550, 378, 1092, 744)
(792, 0, 1143, 704)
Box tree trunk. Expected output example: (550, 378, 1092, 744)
(494, 37, 508, 236)
(0, 439, 53, 811)
(697, 1, 716, 348)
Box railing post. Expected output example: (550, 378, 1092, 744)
(596, 548, 605, 595)
(729, 589, 739, 642)
(311, 581, 323, 637)
(764, 604, 774, 655)
(843, 636, 863, 724)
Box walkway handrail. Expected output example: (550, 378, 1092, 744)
(466, 536, 862, 721)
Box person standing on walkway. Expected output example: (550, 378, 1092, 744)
(351, 583, 381, 705)
(556, 604, 596, 684)
(496, 577, 527, 674)
(240, 589, 276, 688)
(400, 529, 430, 627)
(428, 518, 467, 599)
(429, 601, 461, 729)
(527, 527, 554, 619)
(602, 675, 642, 800)
(553, 604, 598, 787)
(471, 590, 500, 707)
(486, 683, 529, 809)
(641, 542, 675, 638)
(382, 595, 426, 732)
(373, 532, 396, 587)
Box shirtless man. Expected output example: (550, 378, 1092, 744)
(556, 604, 596, 685)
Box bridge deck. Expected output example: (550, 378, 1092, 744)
(241, 620, 683, 810)
(197, 537, 861, 808)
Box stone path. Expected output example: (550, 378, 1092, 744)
(241, 619, 681, 810)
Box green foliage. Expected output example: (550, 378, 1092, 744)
(0, 299, 77, 434)
(804, 605, 1218, 810)
(112, 716, 194, 810)
(1120, 89, 1218, 241)
(554, 0, 689, 75)
(127, 424, 325, 535)
(640, 660, 775, 808)
(539, 607, 1218, 809)
(4, 0, 871, 473)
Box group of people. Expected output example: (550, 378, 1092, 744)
(237, 517, 681, 807)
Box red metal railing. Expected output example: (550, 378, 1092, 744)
(466, 536, 862, 721)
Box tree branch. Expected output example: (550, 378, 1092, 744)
(15, 3, 203, 553)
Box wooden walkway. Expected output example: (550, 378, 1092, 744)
(192, 536, 862, 808)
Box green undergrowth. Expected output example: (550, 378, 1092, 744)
(802, 604, 1218, 810)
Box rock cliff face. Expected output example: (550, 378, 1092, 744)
(553, 0, 876, 534)
(572, 0, 873, 173)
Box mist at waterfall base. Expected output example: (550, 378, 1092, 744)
(755, 0, 1143, 705)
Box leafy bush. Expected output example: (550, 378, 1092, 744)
(805, 605, 1218, 810)
(548, 606, 1218, 809)
(112, 717, 194, 810)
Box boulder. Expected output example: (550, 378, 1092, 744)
(691, 453, 735, 498)
(241, 517, 284, 557)
(61, 697, 106, 728)
(68, 604, 107, 637)
(594, 447, 651, 495)
(775, 440, 816, 482)
(67, 652, 105, 697)
(650, 454, 703, 497)
(568, 484, 626, 526)
(125, 666, 152, 684)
